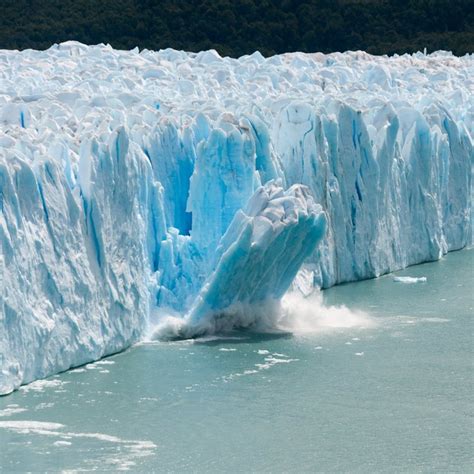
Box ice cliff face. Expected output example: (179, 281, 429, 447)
(1, 42, 472, 393)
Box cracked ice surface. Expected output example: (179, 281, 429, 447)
(1, 42, 472, 393)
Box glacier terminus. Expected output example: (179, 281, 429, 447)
(1, 42, 472, 394)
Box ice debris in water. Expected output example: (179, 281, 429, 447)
(393, 276, 428, 283)
(0, 420, 156, 469)
(1, 42, 472, 393)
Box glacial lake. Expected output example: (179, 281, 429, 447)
(1, 248, 472, 472)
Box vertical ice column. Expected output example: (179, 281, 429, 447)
(143, 122, 194, 235)
(187, 121, 256, 257)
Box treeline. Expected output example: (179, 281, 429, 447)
(1, 0, 473, 56)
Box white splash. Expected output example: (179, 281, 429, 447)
(277, 291, 375, 334)
(149, 290, 374, 340)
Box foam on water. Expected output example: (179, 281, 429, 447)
(0, 407, 27, 417)
(0, 419, 157, 470)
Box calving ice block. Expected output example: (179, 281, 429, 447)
(1, 42, 472, 393)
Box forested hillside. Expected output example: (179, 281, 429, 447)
(1, 0, 473, 56)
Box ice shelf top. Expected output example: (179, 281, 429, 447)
(0, 41, 472, 153)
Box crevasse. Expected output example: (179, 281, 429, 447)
(1, 42, 472, 394)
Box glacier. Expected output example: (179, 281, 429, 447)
(0, 42, 472, 394)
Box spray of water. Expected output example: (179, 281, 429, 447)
(277, 291, 375, 333)
(147, 290, 374, 341)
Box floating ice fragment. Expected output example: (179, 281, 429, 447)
(69, 368, 86, 374)
(393, 276, 427, 284)
(20, 380, 69, 393)
(54, 440, 72, 447)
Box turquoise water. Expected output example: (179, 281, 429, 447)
(1, 249, 473, 472)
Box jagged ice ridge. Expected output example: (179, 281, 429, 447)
(1, 42, 472, 394)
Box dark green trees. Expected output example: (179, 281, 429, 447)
(0, 0, 472, 55)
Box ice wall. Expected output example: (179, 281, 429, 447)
(1, 42, 472, 393)
(1, 129, 156, 394)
